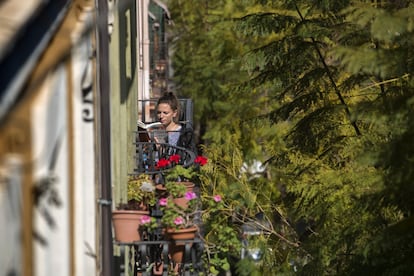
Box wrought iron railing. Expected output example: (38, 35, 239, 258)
(134, 140, 196, 174)
(115, 238, 204, 275)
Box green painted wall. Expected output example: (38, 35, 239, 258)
(109, 0, 139, 206)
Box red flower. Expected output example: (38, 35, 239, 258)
(194, 155, 208, 166)
(156, 158, 171, 169)
(169, 154, 181, 164)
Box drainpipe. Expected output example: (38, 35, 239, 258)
(95, 0, 113, 275)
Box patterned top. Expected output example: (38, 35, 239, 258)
(168, 125, 182, 146)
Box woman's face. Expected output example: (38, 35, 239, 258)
(157, 103, 178, 127)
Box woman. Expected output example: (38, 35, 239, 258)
(155, 92, 197, 154)
(156, 93, 202, 233)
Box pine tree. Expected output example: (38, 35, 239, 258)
(235, 1, 414, 274)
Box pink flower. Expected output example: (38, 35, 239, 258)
(174, 216, 184, 225)
(185, 191, 197, 200)
(213, 195, 222, 202)
(169, 154, 181, 164)
(140, 215, 151, 224)
(159, 197, 168, 206)
(194, 155, 208, 166)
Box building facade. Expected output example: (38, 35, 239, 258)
(0, 0, 170, 275)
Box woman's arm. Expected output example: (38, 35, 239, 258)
(178, 126, 197, 155)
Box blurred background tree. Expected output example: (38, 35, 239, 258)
(166, 0, 414, 274)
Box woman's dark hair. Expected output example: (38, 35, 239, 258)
(156, 92, 181, 123)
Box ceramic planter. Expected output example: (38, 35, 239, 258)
(112, 210, 150, 243)
(166, 226, 198, 266)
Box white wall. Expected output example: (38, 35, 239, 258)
(71, 13, 98, 275)
(32, 66, 71, 276)
(0, 156, 23, 276)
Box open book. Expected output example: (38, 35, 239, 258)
(137, 121, 162, 129)
(137, 121, 164, 142)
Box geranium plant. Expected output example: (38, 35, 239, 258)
(137, 151, 240, 275)
(138, 213, 159, 232)
(141, 154, 214, 231)
(156, 189, 225, 231)
(158, 190, 201, 230)
(156, 154, 208, 183)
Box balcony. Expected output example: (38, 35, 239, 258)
(114, 136, 204, 275)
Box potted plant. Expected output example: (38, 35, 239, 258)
(140, 154, 230, 274)
(124, 173, 157, 210)
(159, 187, 200, 230)
(154, 154, 210, 214)
(158, 188, 225, 273)
(150, 155, 210, 268)
(112, 174, 156, 243)
(155, 154, 207, 192)
(138, 188, 219, 275)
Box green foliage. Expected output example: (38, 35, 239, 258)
(198, 142, 299, 274)
(158, 189, 200, 229)
(164, 165, 198, 182)
(124, 174, 156, 209)
(164, 180, 188, 198)
(166, 0, 414, 274)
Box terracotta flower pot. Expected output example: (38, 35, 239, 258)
(180, 181, 196, 192)
(112, 210, 150, 242)
(155, 184, 168, 197)
(166, 226, 198, 265)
